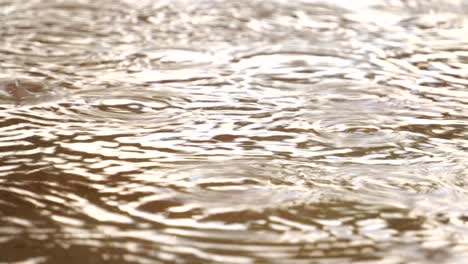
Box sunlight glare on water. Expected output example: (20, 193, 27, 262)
(1, 0, 468, 263)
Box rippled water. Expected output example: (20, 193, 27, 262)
(1, 0, 468, 263)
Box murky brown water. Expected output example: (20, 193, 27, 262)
(1, 0, 468, 263)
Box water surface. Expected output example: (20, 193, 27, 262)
(1, 0, 468, 263)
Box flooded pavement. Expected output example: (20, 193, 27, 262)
(1, 0, 468, 263)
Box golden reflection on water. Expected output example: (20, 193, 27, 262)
(0, 0, 468, 263)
